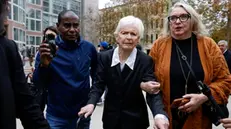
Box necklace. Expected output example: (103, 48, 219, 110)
(174, 37, 193, 94)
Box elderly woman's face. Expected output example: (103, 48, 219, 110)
(169, 7, 191, 39)
(116, 26, 139, 50)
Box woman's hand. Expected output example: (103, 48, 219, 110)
(220, 118, 231, 129)
(178, 93, 208, 113)
(140, 81, 160, 94)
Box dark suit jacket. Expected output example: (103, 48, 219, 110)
(0, 36, 50, 129)
(88, 49, 167, 129)
(224, 50, 231, 72)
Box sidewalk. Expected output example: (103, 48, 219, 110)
(17, 97, 231, 129)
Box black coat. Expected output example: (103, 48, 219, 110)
(0, 36, 50, 129)
(223, 50, 231, 72)
(88, 49, 167, 129)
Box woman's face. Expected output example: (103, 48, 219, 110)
(169, 7, 192, 40)
(116, 25, 140, 51)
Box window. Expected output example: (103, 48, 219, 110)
(36, 10, 41, 19)
(36, 37, 41, 45)
(14, 28, 18, 41)
(29, 36, 35, 45)
(30, 19, 35, 31)
(151, 34, 153, 43)
(146, 35, 148, 43)
(27, 35, 42, 45)
(13, 5, 18, 21)
(43, 0, 49, 12)
(28, 9, 35, 18)
(156, 34, 158, 39)
(156, 19, 159, 28)
(26, 19, 28, 29)
(26, 8, 42, 31)
(13, 5, 26, 23)
(43, 13, 49, 29)
(36, 0, 41, 5)
(13, 28, 26, 42)
(28, 0, 40, 5)
(8, 3, 11, 19)
(13, 0, 18, 4)
(36, 21, 41, 31)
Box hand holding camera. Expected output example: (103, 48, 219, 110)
(39, 34, 57, 67)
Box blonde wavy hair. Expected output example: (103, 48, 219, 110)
(161, 2, 208, 37)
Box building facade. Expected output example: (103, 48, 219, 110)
(98, 0, 169, 53)
(6, 0, 98, 56)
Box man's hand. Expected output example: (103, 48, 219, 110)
(154, 117, 169, 129)
(39, 43, 51, 66)
(140, 81, 160, 94)
(78, 104, 95, 118)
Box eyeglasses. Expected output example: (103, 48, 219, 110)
(168, 14, 191, 23)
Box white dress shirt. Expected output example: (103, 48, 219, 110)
(111, 47, 137, 71)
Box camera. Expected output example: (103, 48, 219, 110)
(44, 34, 56, 58)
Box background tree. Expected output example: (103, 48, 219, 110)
(98, 0, 169, 45)
(184, 0, 231, 46)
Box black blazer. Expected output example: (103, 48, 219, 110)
(0, 36, 50, 129)
(88, 49, 167, 129)
(224, 50, 231, 72)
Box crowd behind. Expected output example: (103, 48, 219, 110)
(1, 0, 231, 129)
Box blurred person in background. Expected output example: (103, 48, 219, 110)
(218, 40, 231, 72)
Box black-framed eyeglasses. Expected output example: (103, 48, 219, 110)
(168, 14, 191, 23)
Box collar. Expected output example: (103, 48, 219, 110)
(111, 47, 137, 70)
(223, 49, 228, 54)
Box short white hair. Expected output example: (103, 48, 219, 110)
(218, 40, 228, 46)
(114, 15, 144, 39)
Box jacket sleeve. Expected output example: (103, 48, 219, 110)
(143, 57, 168, 118)
(32, 52, 52, 89)
(206, 39, 231, 104)
(87, 53, 106, 105)
(8, 41, 50, 129)
(90, 45, 98, 86)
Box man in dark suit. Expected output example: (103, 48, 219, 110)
(218, 40, 231, 72)
(79, 16, 169, 129)
(0, 0, 50, 128)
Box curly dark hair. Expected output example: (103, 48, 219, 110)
(42, 26, 59, 42)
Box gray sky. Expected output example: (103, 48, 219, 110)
(98, 0, 111, 9)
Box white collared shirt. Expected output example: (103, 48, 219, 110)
(111, 47, 137, 71)
(223, 49, 228, 54)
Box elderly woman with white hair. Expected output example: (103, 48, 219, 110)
(148, 2, 231, 129)
(78, 15, 169, 129)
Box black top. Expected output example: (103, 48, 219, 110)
(87, 49, 167, 129)
(223, 50, 231, 72)
(170, 34, 204, 103)
(0, 36, 50, 129)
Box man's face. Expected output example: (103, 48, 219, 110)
(218, 43, 227, 53)
(57, 12, 80, 42)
